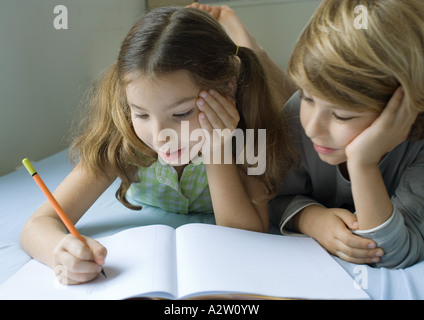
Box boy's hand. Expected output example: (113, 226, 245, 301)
(296, 206, 384, 264)
(346, 87, 418, 167)
(52, 234, 107, 285)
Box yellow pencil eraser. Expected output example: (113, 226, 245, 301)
(22, 158, 37, 176)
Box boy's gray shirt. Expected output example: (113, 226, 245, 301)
(270, 92, 424, 268)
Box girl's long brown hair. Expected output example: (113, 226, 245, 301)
(71, 7, 296, 209)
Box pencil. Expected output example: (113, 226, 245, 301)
(22, 158, 106, 278)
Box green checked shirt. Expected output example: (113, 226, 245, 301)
(126, 161, 213, 214)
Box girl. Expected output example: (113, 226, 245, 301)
(20, 7, 296, 284)
(269, 0, 424, 268)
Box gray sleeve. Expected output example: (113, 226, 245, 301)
(270, 91, 322, 234)
(353, 157, 424, 269)
(269, 157, 324, 235)
(270, 195, 324, 235)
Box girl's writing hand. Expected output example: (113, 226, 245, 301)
(346, 87, 418, 167)
(52, 234, 107, 285)
(297, 206, 384, 264)
(196, 90, 240, 161)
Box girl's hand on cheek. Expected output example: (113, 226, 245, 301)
(346, 87, 418, 168)
(196, 90, 240, 160)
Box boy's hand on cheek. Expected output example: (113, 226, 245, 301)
(346, 87, 418, 168)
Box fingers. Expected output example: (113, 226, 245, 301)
(54, 253, 102, 285)
(196, 90, 239, 160)
(336, 249, 382, 265)
(53, 235, 107, 285)
(382, 87, 418, 138)
(394, 88, 419, 133)
(333, 211, 384, 263)
(386, 86, 405, 111)
(334, 209, 359, 231)
(197, 90, 239, 131)
(85, 236, 108, 266)
(332, 231, 384, 264)
(317, 209, 384, 265)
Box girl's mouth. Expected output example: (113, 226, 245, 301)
(158, 148, 184, 162)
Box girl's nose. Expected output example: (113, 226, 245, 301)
(154, 121, 178, 148)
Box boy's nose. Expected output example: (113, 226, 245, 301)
(304, 114, 327, 140)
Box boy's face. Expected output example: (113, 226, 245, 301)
(126, 70, 205, 166)
(300, 90, 379, 165)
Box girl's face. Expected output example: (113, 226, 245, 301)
(126, 70, 205, 166)
(300, 90, 379, 165)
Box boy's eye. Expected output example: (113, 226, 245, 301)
(300, 92, 314, 103)
(174, 108, 194, 118)
(333, 114, 354, 122)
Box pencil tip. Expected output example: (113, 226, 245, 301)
(101, 268, 107, 278)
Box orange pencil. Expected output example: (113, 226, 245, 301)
(22, 158, 106, 277)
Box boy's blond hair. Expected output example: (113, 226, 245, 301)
(289, 0, 424, 139)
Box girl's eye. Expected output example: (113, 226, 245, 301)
(174, 108, 194, 118)
(333, 114, 354, 122)
(134, 113, 149, 119)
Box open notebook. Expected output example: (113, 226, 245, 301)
(0, 223, 369, 300)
